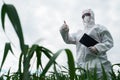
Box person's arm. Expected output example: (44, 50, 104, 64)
(94, 27, 114, 54)
(60, 21, 76, 44)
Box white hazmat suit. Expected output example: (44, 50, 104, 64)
(60, 9, 113, 79)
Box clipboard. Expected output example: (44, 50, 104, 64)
(79, 33, 98, 47)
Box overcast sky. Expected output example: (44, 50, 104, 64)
(0, 0, 120, 73)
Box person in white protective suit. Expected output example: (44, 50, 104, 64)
(60, 9, 113, 79)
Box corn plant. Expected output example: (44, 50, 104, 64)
(0, 3, 52, 80)
(0, 3, 54, 80)
(0, 3, 75, 80)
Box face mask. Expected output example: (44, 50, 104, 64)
(83, 16, 91, 23)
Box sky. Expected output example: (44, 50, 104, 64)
(0, 0, 120, 73)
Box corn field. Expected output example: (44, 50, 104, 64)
(0, 3, 120, 80)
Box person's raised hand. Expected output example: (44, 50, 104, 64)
(61, 20, 69, 32)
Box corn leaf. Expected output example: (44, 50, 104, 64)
(18, 45, 28, 80)
(0, 43, 13, 72)
(41, 46, 53, 59)
(112, 63, 120, 67)
(93, 66, 97, 80)
(65, 49, 75, 80)
(6, 68, 11, 80)
(40, 49, 63, 79)
(1, 3, 24, 51)
(27, 45, 38, 61)
(40, 49, 75, 80)
(36, 47, 42, 70)
(101, 64, 108, 80)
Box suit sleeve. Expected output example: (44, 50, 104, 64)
(95, 27, 114, 54)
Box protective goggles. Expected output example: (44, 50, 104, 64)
(82, 13, 91, 19)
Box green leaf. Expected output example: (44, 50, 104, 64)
(109, 68, 117, 80)
(27, 45, 38, 61)
(36, 47, 42, 70)
(41, 46, 53, 59)
(53, 63, 60, 80)
(65, 49, 75, 80)
(6, 68, 11, 80)
(1, 3, 6, 29)
(28, 45, 44, 70)
(0, 43, 13, 72)
(18, 52, 23, 75)
(1, 3, 24, 51)
(41, 46, 60, 65)
(18, 45, 28, 80)
(40, 49, 75, 80)
(40, 49, 63, 79)
(35, 46, 54, 70)
(101, 64, 108, 80)
(93, 65, 97, 80)
(112, 63, 120, 67)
